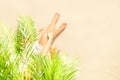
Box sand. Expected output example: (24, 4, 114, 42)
(0, 0, 120, 80)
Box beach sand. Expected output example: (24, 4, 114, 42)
(0, 0, 120, 80)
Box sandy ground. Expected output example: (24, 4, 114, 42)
(0, 0, 120, 80)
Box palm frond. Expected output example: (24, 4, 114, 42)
(14, 16, 37, 55)
(29, 51, 78, 80)
(13, 16, 37, 80)
(0, 16, 78, 80)
(0, 23, 14, 80)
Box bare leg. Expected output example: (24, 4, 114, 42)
(41, 31, 53, 54)
(53, 23, 67, 40)
(40, 22, 67, 40)
(38, 13, 60, 47)
(46, 13, 60, 32)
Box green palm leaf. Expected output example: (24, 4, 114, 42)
(14, 16, 37, 55)
(0, 16, 78, 80)
(0, 23, 15, 80)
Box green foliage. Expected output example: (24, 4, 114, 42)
(15, 16, 37, 55)
(0, 16, 78, 80)
(0, 23, 14, 80)
(30, 52, 78, 80)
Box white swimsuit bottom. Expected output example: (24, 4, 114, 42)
(32, 41, 43, 53)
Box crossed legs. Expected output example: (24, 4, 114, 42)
(38, 13, 67, 54)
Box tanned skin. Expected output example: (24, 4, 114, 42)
(38, 13, 67, 54)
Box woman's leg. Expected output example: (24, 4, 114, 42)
(53, 23, 67, 40)
(46, 13, 60, 32)
(38, 13, 60, 47)
(41, 31, 53, 54)
(38, 13, 67, 47)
